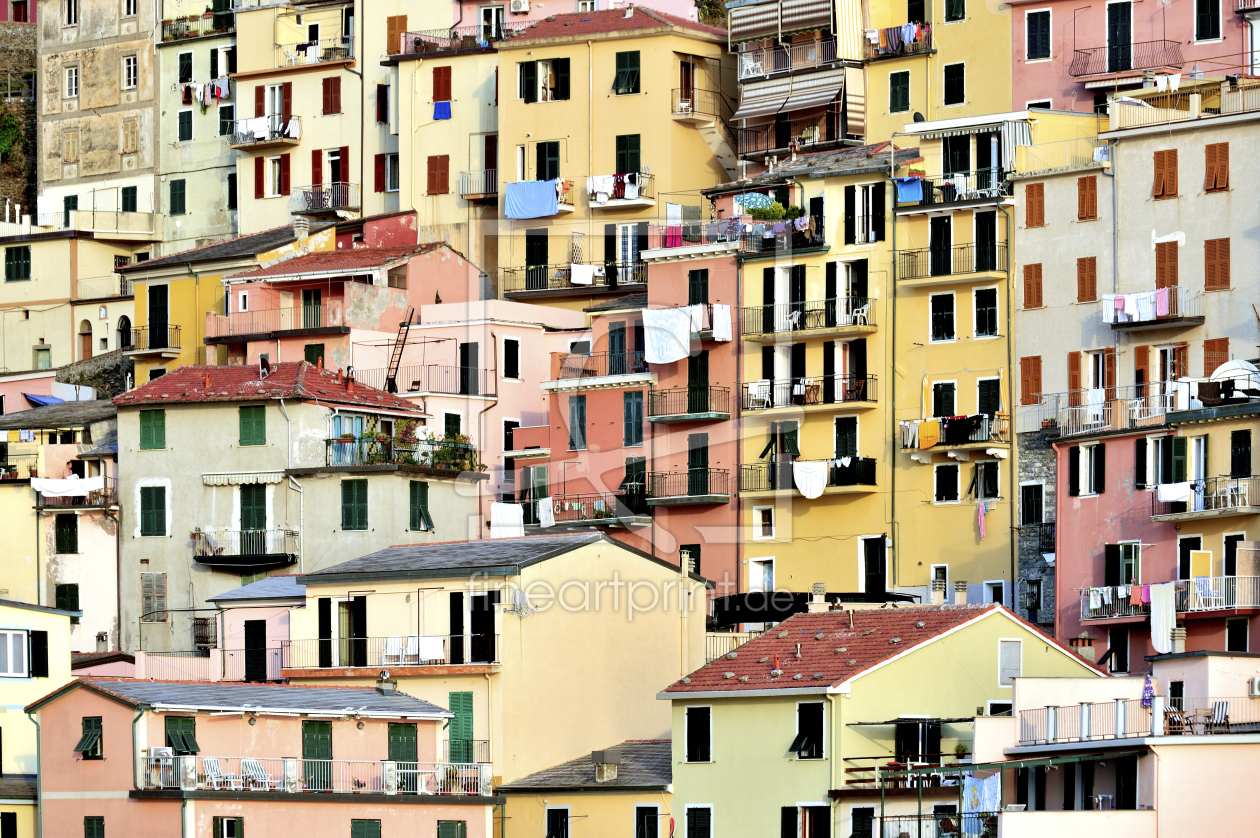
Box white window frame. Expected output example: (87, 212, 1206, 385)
(934, 462, 961, 505)
(975, 460, 1000, 501)
(888, 69, 911, 114)
(856, 535, 885, 592)
(851, 182, 880, 244)
(1119, 539, 1141, 584)
(268, 156, 283, 197)
(1024, 8, 1052, 62)
(122, 0, 137, 16)
(238, 291, 249, 312)
(985, 580, 1009, 606)
(515, 145, 525, 181)
(794, 700, 826, 760)
(752, 506, 775, 541)
(177, 50, 194, 84)
(986, 700, 1013, 716)
(997, 637, 1022, 687)
(749, 556, 775, 593)
(928, 292, 956, 343)
(976, 375, 1002, 415)
(134, 478, 172, 538)
(931, 563, 949, 591)
(218, 103, 235, 137)
(932, 379, 958, 418)
(1193, 0, 1224, 43)
(385, 153, 400, 192)
(544, 806, 570, 836)
(684, 705, 713, 763)
(177, 109, 194, 143)
(633, 805, 660, 838)
(0, 629, 29, 677)
(1019, 480, 1045, 525)
(502, 337, 521, 379)
(1081, 442, 1101, 496)
(64, 0, 77, 26)
(1026, 99, 1053, 109)
(577, 0, 597, 9)
(685, 806, 714, 838)
(64, 65, 79, 98)
(122, 55, 138, 90)
(972, 285, 1000, 339)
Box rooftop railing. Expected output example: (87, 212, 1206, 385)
(645, 468, 730, 500)
(1152, 475, 1260, 518)
(282, 634, 499, 669)
(206, 304, 345, 339)
(1068, 39, 1183, 76)
(1014, 137, 1110, 174)
(354, 365, 495, 396)
(77, 275, 131, 300)
(1177, 575, 1260, 612)
(289, 182, 360, 214)
(893, 170, 1011, 208)
(738, 37, 840, 78)
(277, 36, 353, 67)
(398, 23, 527, 55)
(742, 297, 875, 336)
(1019, 699, 1152, 744)
(648, 386, 731, 418)
(325, 437, 481, 472)
(743, 374, 877, 410)
(556, 350, 648, 379)
(160, 13, 234, 41)
(740, 457, 876, 492)
(141, 755, 492, 796)
(896, 242, 1008, 280)
(38, 475, 118, 507)
(705, 630, 763, 663)
(124, 325, 181, 352)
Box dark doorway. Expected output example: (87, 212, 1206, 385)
(244, 619, 268, 682)
(470, 591, 499, 662)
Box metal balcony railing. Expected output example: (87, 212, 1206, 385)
(124, 326, 181, 352)
(893, 170, 1011, 207)
(743, 375, 877, 410)
(897, 242, 1008, 280)
(648, 386, 730, 418)
(1056, 384, 1174, 438)
(586, 171, 655, 204)
(141, 651, 214, 681)
(501, 261, 645, 293)
(671, 87, 733, 121)
(160, 13, 234, 41)
(1069, 39, 1183, 76)
(1079, 587, 1149, 621)
(1019, 700, 1153, 744)
(899, 414, 1008, 447)
(738, 38, 840, 78)
(459, 169, 497, 198)
(1238, 0, 1260, 12)
(141, 755, 492, 796)
(77, 275, 131, 300)
(556, 351, 648, 379)
(740, 457, 876, 492)
(879, 814, 998, 836)
(38, 476, 119, 508)
(398, 23, 527, 54)
(354, 365, 496, 396)
(1108, 287, 1203, 327)
(522, 491, 650, 526)
(207, 304, 345, 339)
(646, 468, 730, 500)
(282, 634, 499, 669)
(228, 115, 301, 147)
(1021, 520, 1056, 554)
(743, 215, 826, 254)
(742, 297, 874, 336)
(1178, 576, 1260, 613)
(442, 739, 491, 764)
(325, 437, 481, 472)
(193, 617, 217, 647)
(1152, 475, 1260, 518)
(1017, 393, 1062, 434)
(193, 529, 299, 560)
(1014, 138, 1110, 174)
(1, 454, 38, 481)
(277, 36, 353, 67)
(739, 122, 844, 156)
(289, 182, 360, 213)
(221, 647, 284, 681)
(861, 26, 932, 60)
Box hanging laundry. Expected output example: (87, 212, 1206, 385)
(792, 460, 829, 499)
(977, 501, 987, 539)
(711, 304, 733, 342)
(1101, 586, 1112, 605)
(538, 498, 555, 528)
(489, 502, 525, 538)
(1150, 582, 1176, 653)
(641, 307, 691, 364)
(1129, 584, 1143, 607)
(1089, 588, 1102, 610)
(433, 100, 452, 120)
(1155, 287, 1170, 317)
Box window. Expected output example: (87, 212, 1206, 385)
(568, 395, 586, 450)
(56, 583, 80, 619)
(1205, 142, 1229, 191)
(140, 571, 167, 620)
(635, 806, 658, 838)
(889, 70, 910, 113)
(753, 506, 774, 539)
(122, 55, 137, 89)
(1204, 337, 1229, 377)
(624, 391, 643, 446)
(615, 134, 641, 175)
(385, 14, 408, 54)
(74, 716, 102, 757)
(1026, 10, 1050, 59)
(322, 76, 341, 115)
(972, 461, 999, 500)
(139, 409, 165, 449)
(1021, 264, 1043, 310)
(1153, 149, 1178, 199)
(269, 155, 288, 197)
(544, 810, 569, 838)
(376, 83, 390, 123)
(122, 119, 138, 154)
(0, 630, 28, 676)
(350, 821, 381, 838)
(227, 173, 237, 210)
(1196, 0, 1221, 40)
(123, 0, 136, 15)
(409, 480, 434, 531)
(1232, 430, 1251, 477)
(436, 824, 467, 838)
(535, 141, 559, 181)
(170, 178, 187, 215)
(432, 65, 452, 102)
(426, 155, 449, 194)
(685, 808, 712, 838)
(444, 413, 461, 438)
(140, 486, 166, 536)
(121, 186, 137, 212)
(1205, 237, 1230, 290)
(1069, 442, 1106, 496)
(932, 382, 955, 417)
(213, 818, 244, 838)
(943, 63, 964, 106)
(1077, 175, 1097, 220)
(685, 706, 711, 761)
(934, 463, 960, 503)
(1025, 182, 1044, 227)
(238, 405, 265, 446)
(930, 293, 955, 341)
(978, 377, 1001, 416)
(519, 58, 570, 103)
(1227, 617, 1249, 652)
(1076, 256, 1097, 302)
(4, 246, 30, 281)
(789, 702, 824, 759)
(165, 716, 199, 755)
(1155, 240, 1179, 288)
(503, 338, 520, 379)
(84, 818, 104, 838)
(1026, 99, 1052, 109)
(178, 52, 192, 84)
(1020, 483, 1044, 525)
(35, 347, 51, 370)
(341, 479, 368, 530)
(613, 51, 641, 94)
(851, 808, 874, 838)
(945, 0, 964, 20)
(974, 288, 998, 337)
(64, 0, 77, 24)
(998, 639, 1021, 686)
(64, 66, 78, 98)
(386, 154, 400, 192)
(1108, 626, 1129, 673)
(55, 513, 78, 553)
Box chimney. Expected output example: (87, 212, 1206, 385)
(95, 632, 108, 653)
(1172, 625, 1187, 655)
(1069, 635, 1096, 664)
(953, 581, 968, 606)
(931, 579, 946, 605)
(376, 674, 396, 696)
(592, 747, 621, 782)
(807, 582, 828, 613)
(293, 215, 310, 240)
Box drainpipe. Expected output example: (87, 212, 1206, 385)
(888, 135, 901, 586)
(998, 201, 1016, 602)
(826, 693, 839, 805)
(107, 502, 121, 651)
(24, 710, 40, 838)
(131, 706, 145, 790)
(476, 331, 500, 539)
(278, 398, 303, 569)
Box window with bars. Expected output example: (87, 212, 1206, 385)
(1204, 337, 1229, 377)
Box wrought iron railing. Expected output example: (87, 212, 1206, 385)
(1152, 475, 1260, 518)
(743, 375, 877, 410)
(742, 297, 875, 335)
(522, 491, 649, 525)
(288, 182, 360, 213)
(501, 261, 645, 293)
(897, 242, 1008, 279)
(1021, 521, 1056, 553)
(193, 529, 299, 559)
(671, 87, 733, 122)
(1177, 576, 1260, 612)
(899, 414, 1008, 447)
(1069, 39, 1183, 76)
(459, 169, 497, 198)
(892, 170, 1011, 207)
(586, 171, 655, 203)
(556, 350, 648, 379)
(37, 476, 118, 507)
(141, 755, 492, 796)
(354, 365, 495, 396)
(738, 122, 845, 156)
(124, 326, 181, 352)
(277, 36, 353, 67)
(324, 437, 481, 472)
(740, 457, 876, 492)
(646, 468, 730, 499)
(398, 23, 527, 54)
(1079, 587, 1149, 621)
(648, 386, 730, 417)
(282, 634, 499, 669)
(206, 304, 345, 338)
(221, 647, 284, 681)
(738, 38, 840, 78)
(1055, 383, 1175, 438)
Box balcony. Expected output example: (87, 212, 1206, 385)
(740, 215, 826, 257)
(0, 454, 38, 482)
(221, 647, 284, 682)
(503, 179, 574, 218)
(1107, 287, 1203, 331)
(501, 261, 645, 297)
(76, 275, 131, 300)
(743, 375, 877, 413)
(861, 26, 932, 61)
(1021, 521, 1056, 555)
(1014, 137, 1111, 175)
(277, 36, 354, 68)
(586, 171, 655, 210)
(123, 326, 182, 357)
(740, 457, 877, 495)
(37, 476, 118, 508)
(160, 12, 234, 41)
(354, 365, 496, 397)
(893, 170, 1012, 210)
(1068, 39, 1183, 77)
(646, 468, 730, 506)
(739, 121, 847, 158)
(1237, 0, 1260, 12)
(896, 242, 1008, 284)
(205, 304, 348, 342)
(228, 115, 301, 150)
(542, 351, 653, 392)
(282, 634, 499, 670)
(899, 414, 1009, 449)
(738, 37, 840, 79)
(289, 182, 360, 215)
(1055, 384, 1173, 439)
(193, 528, 298, 571)
(459, 169, 497, 201)
(742, 297, 875, 341)
(1019, 698, 1152, 744)
(141, 755, 493, 797)
(323, 437, 481, 473)
(647, 386, 731, 423)
(704, 630, 762, 663)
(1177, 576, 1260, 613)
(1151, 475, 1260, 521)
(671, 87, 733, 123)
(397, 23, 527, 55)
(522, 492, 651, 529)
(32, 209, 158, 239)
(1079, 587, 1149, 621)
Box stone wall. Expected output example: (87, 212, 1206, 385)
(56, 348, 132, 398)
(1017, 429, 1057, 634)
(0, 24, 36, 212)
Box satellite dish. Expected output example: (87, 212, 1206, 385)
(912, 112, 925, 123)
(1210, 359, 1260, 391)
(259, 356, 272, 377)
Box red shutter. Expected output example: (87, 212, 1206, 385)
(331, 77, 341, 114)
(438, 155, 449, 194)
(1165, 148, 1178, 196)
(254, 156, 264, 199)
(1023, 263, 1042, 308)
(426, 156, 436, 194)
(311, 149, 323, 188)
(374, 154, 386, 192)
(1103, 347, 1116, 401)
(433, 66, 451, 101)
(1153, 150, 1165, 198)
(1218, 237, 1231, 289)
(1068, 351, 1081, 405)
(255, 85, 265, 118)
(1217, 142, 1229, 190)
(1134, 345, 1149, 388)
(279, 153, 290, 195)
(281, 82, 293, 120)
(337, 146, 349, 184)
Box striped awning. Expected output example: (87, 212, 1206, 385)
(781, 67, 845, 112)
(731, 77, 791, 119)
(729, 1, 780, 44)
(917, 123, 1002, 139)
(780, 0, 831, 36)
(202, 471, 286, 486)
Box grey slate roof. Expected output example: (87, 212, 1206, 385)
(118, 223, 335, 272)
(0, 775, 37, 800)
(584, 293, 646, 313)
(704, 141, 921, 195)
(76, 679, 452, 717)
(208, 574, 306, 603)
(302, 533, 606, 582)
(0, 400, 115, 431)
(76, 428, 118, 459)
(498, 740, 671, 792)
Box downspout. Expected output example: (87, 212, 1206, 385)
(734, 221, 743, 599)
(827, 693, 839, 811)
(35, 498, 40, 605)
(476, 331, 500, 539)
(131, 706, 145, 789)
(185, 262, 200, 361)
(888, 135, 900, 587)
(998, 201, 1016, 602)
(24, 710, 40, 838)
(107, 502, 121, 651)
(278, 398, 303, 571)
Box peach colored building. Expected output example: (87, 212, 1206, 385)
(27, 678, 496, 838)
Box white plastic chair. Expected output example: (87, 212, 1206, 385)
(203, 758, 243, 790)
(853, 303, 870, 326)
(403, 635, 420, 665)
(382, 636, 404, 666)
(242, 758, 279, 790)
(748, 380, 771, 410)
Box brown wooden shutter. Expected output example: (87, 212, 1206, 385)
(426, 156, 437, 193)
(1134, 345, 1149, 389)
(332, 77, 341, 113)
(434, 66, 451, 101)
(322, 78, 331, 114)
(311, 149, 323, 187)
(322, 78, 341, 114)
(1077, 176, 1092, 220)
(1103, 347, 1116, 401)
(1173, 341, 1188, 378)
(1085, 176, 1097, 218)
(337, 146, 348, 183)
(374, 154, 386, 192)
(1023, 263, 1043, 308)
(281, 82, 293, 120)
(1153, 150, 1165, 198)
(1205, 143, 1218, 192)
(1020, 356, 1043, 405)
(255, 85, 265, 117)
(1026, 182, 1043, 227)
(1216, 142, 1229, 190)
(387, 15, 408, 54)
(438, 155, 449, 194)
(254, 156, 264, 199)
(1077, 257, 1096, 302)
(1204, 337, 1229, 377)
(1165, 148, 1178, 196)
(1032, 356, 1042, 402)
(1155, 241, 1179, 288)
(1205, 237, 1230, 290)
(1068, 351, 1081, 405)
(279, 153, 290, 195)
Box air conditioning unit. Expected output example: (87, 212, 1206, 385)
(510, 0, 529, 12)
(1248, 676, 1260, 697)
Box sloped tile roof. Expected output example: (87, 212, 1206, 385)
(118, 223, 335, 272)
(112, 362, 422, 413)
(505, 6, 724, 43)
(208, 574, 305, 603)
(225, 244, 443, 282)
(498, 740, 671, 792)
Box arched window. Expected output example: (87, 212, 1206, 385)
(79, 319, 94, 360)
(117, 315, 132, 350)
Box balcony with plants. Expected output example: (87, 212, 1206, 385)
(323, 422, 486, 475)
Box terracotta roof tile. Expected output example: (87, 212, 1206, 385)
(506, 6, 724, 43)
(112, 362, 422, 413)
(226, 244, 442, 281)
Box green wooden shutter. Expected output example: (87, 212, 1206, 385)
(302, 720, 332, 759)
(409, 481, 433, 531)
(55, 514, 78, 554)
(239, 406, 265, 446)
(437, 824, 467, 838)
(388, 723, 418, 763)
(521, 61, 537, 103)
(341, 480, 367, 530)
(1172, 437, 1188, 483)
(554, 57, 570, 100)
(141, 486, 166, 536)
(240, 484, 266, 531)
(350, 821, 381, 838)
(447, 691, 473, 761)
(140, 409, 166, 449)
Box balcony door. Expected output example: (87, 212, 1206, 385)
(479, 4, 504, 39)
(687, 433, 709, 496)
(302, 720, 332, 790)
(525, 228, 548, 290)
(240, 483, 266, 556)
(929, 216, 952, 277)
(388, 723, 419, 791)
(244, 619, 268, 682)
(337, 595, 367, 667)
(975, 211, 997, 272)
(470, 591, 498, 663)
(458, 342, 480, 395)
(688, 350, 709, 413)
(679, 60, 695, 102)
(863, 536, 887, 594)
(1107, 2, 1132, 72)
(149, 284, 169, 349)
(608, 321, 627, 375)
(302, 288, 321, 329)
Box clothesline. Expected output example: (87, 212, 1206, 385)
(864, 23, 930, 56)
(1100, 289, 1171, 324)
